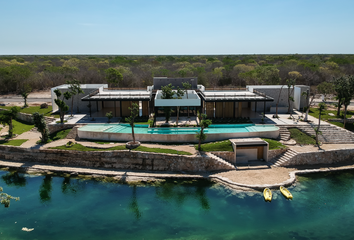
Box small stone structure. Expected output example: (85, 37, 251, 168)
(230, 138, 268, 163)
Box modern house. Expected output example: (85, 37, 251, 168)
(51, 77, 309, 120)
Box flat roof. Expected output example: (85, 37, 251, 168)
(201, 90, 273, 102)
(82, 89, 152, 101)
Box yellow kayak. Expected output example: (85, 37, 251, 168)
(280, 186, 293, 199)
(263, 188, 272, 202)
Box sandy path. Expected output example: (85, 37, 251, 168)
(216, 167, 294, 186)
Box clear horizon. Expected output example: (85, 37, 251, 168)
(1, 0, 354, 55)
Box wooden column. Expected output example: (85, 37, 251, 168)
(255, 101, 257, 112)
(263, 101, 266, 114)
(238, 102, 242, 118)
(114, 101, 116, 117)
(89, 100, 92, 117)
(233, 102, 236, 118)
(119, 101, 122, 117)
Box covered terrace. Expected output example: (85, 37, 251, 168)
(81, 89, 153, 118)
(199, 90, 274, 119)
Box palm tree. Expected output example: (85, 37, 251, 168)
(0, 106, 20, 138)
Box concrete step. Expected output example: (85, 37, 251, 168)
(206, 153, 236, 170)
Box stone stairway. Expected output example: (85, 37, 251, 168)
(294, 124, 354, 144)
(268, 149, 298, 167)
(277, 126, 291, 141)
(206, 152, 236, 170)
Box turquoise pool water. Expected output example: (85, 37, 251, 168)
(79, 123, 278, 135)
(1, 170, 354, 239)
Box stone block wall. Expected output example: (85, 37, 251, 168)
(0, 145, 234, 172)
(282, 148, 354, 166)
(211, 151, 235, 163)
(268, 148, 287, 161)
(47, 124, 78, 134)
(0, 108, 55, 125)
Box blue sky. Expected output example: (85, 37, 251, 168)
(1, 0, 353, 55)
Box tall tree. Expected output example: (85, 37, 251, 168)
(196, 113, 212, 151)
(338, 76, 354, 128)
(32, 112, 49, 143)
(0, 106, 20, 138)
(315, 102, 327, 146)
(66, 79, 84, 116)
(54, 89, 71, 124)
(182, 82, 192, 99)
(105, 68, 123, 88)
(20, 84, 32, 108)
(317, 82, 334, 100)
(286, 79, 296, 116)
(125, 103, 139, 144)
(301, 89, 316, 122)
(333, 76, 353, 117)
(175, 86, 184, 126)
(161, 83, 175, 123)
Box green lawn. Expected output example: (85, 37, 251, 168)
(288, 128, 316, 145)
(308, 107, 354, 121)
(0, 139, 28, 146)
(134, 146, 192, 155)
(49, 128, 72, 141)
(195, 140, 233, 152)
(329, 121, 354, 132)
(13, 119, 34, 135)
(262, 138, 287, 150)
(0, 120, 34, 137)
(50, 143, 192, 155)
(0, 106, 59, 118)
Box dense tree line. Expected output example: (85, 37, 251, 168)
(0, 54, 354, 94)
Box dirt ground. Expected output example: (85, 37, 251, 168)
(216, 167, 295, 186)
(0, 90, 52, 107)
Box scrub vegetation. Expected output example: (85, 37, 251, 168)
(1, 54, 353, 95)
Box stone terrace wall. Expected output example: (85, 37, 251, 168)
(211, 151, 235, 162)
(0, 108, 55, 125)
(48, 124, 78, 134)
(283, 148, 354, 166)
(268, 148, 287, 161)
(0, 146, 234, 172)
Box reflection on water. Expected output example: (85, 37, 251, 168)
(155, 180, 211, 210)
(1, 172, 26, 187)
(1, 170, 354, 239)
(129, 185, 142, 219)
(39, 175, 52, 202)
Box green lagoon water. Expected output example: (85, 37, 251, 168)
(1, 170, 354, 239)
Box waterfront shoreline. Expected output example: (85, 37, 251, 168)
(2, 158, 354, 191)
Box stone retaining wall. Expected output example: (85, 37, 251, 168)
(268, 148, 287, 161)
(0, 146, 234, 172)
(48, 124, 78, 134)
(282, 148, 354, 166)
(328, 118, 354, 123)
(211, 151, 235, 162)
(0, 108, 55, 125)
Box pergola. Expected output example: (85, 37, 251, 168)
(199, 90, 274, 118)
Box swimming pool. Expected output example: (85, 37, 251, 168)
(78, 124, 279, 143)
